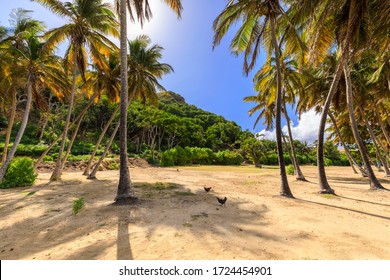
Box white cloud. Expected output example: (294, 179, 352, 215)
(257, 109, 330, 144)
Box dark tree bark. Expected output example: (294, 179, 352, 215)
(270, 13, 293, 198)
(328, 111, 367, 176)
(115, 0, 137, 204)
(344, 65, 384, 190)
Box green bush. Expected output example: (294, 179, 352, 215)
(214, 150, 244, 165)
(286, 164, 295, 175)
(72, 197, 85, 215)
(0, 157, 37, 189)
(160, 151, 174, 166)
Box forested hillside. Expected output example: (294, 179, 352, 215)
(1, 90, 351, 169)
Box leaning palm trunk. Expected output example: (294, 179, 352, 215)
(328, 111, 367, 176)
(357, 106, 390, 177)
(87, 120, 120, 179)
(2, 87, 17, 163)
(316, 56, 346, 194)
(283, 108, 306, 181)
(270, 14, 293, 198)
(83, 104, 120, 175)
(344, 65, 384, 190)
(50, 57, 78, 181)
(60, 92, 99, 170)
(33, 100, 96, 170)
(115, 0, 137, 203)
(376, 110, 390, 148)
(0, 81, 33, 181)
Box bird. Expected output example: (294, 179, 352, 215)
(204, 186, 212, 192)
(217, 197, 227, 206)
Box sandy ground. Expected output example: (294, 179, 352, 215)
(0, 165, 389, 260)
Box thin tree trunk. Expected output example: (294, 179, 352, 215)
(83, 104, 120, 175)
(317, 57, 346, 194)
(328, 111, 367, 176)
(34, 100, 95, 170)
(116, 0, 137, 203)
(344, 65, 384, 190)
(38, 115, 49, 142)
(0, 82, 33, 181)
(60, 92, 99, 170)
(2, 87, 17, 163)
(270, 14, 293, 198)
(283, 134, 293, 166)
(357, 105, 390, 177)
(283, 107, 306, 181)
(88, 120, 120, 179)
(50, 57, 78, 181)
(376, 109, 390, 148)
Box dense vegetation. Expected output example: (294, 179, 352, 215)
(0, 90, 350, 170)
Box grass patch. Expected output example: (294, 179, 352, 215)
(320, 194, 339, 199)
(134, 182, 179, 190)
(72, 197, 85, 215)
(175, 191, 195, 196)
(182, 222, 193, 227)
(191, 213, 208, 221)
(25, 191, 36, 196)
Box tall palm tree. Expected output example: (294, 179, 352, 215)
(0, 9, 45, 163)
(114, 0, 182, 204)
(87, 35, 174, 180)
(0, 21, 67, 181)
(214, 0, 295, 197)
(288, 0, 387, 192)
(32, 0, 119, 181)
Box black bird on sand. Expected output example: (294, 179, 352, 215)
(217, 197, 227, 206)
(204, 186, 212, 192)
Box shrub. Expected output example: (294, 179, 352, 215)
(72, 197, 85, 215)
(286, 164, 295, 175)
(160, 151, 174, 166)
(214, 150, 244, 165)
(0, 157, 37, 189)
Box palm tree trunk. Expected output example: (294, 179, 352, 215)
(2, 87, 17, 163)
(83, 104, 120, 175)
(328, 111, 367, 176)
(317, 58, 346, 194)
(357, 105, 390, 177)
(376, 109, 390, 148)
(344, 65, 384, 190)
(270, 14, 293, 198)
(50, 57, 78, 181)
(60, 92, 99, 170)
(283, 107, 306, 181)
(0, 81, 33, 181)
(116, 0, 137, 204)
(87, 120, 120, 179)
(34, 100, 96, 170)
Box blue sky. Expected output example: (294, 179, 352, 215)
(0, 0, 322, 142)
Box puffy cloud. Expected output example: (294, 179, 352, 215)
(257, 109, 330, 144)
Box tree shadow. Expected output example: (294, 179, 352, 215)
(0, 174, 274, 260)
(297, 198, 390, 221)
(335, 194, 390, 207)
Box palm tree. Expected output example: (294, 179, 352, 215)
(288, 0, 388, 192)
(114, 0, 182, 204)
(0, 19, 67, 181)
(214, 0, 295, 197)
(32, 0, 119, 181)
(87, 35, 174, 180)
(82, 52, 121, 176)
(0, 9, 45, 163)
